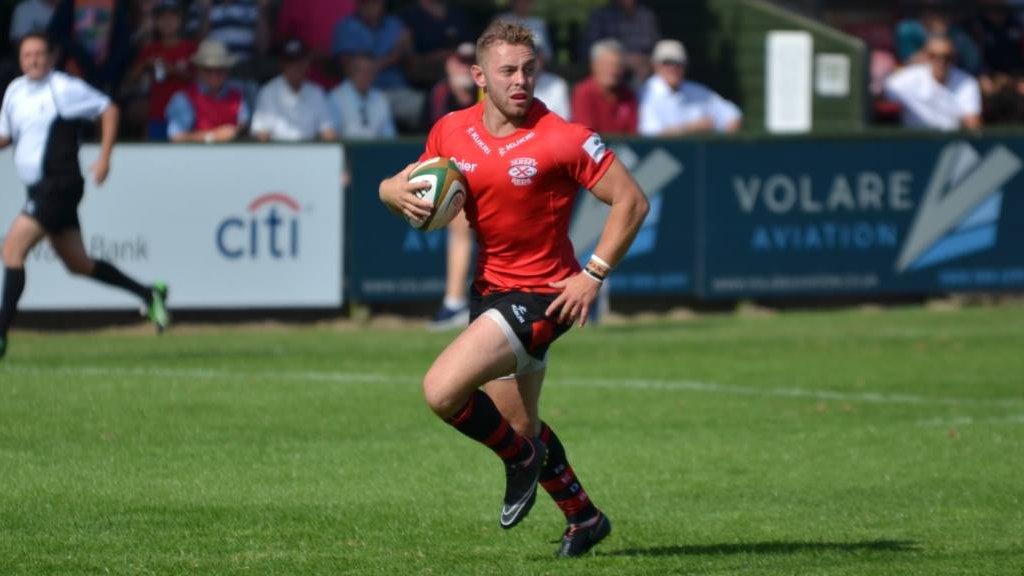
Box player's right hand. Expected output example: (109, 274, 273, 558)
(546, 272, 602, 328)
(379, 162, 433, 221)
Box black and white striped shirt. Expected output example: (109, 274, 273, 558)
(187, 0, 262, 62)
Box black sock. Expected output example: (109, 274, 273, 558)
(91, 260, 151, 304)
(0, 267, 26, 336)
(445, 390, 532, 463)
(539, 422, 599, 525)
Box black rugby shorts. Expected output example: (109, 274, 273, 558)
(470, 288, 573, 375)
(23, 175, 84, 233)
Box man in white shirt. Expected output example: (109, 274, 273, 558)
(0, 34, 169, 359)
(884, 35, 982, 131)
(329, 52, 397, 139)
(638, 39, 742, 136)
(251, 39, 336, 141)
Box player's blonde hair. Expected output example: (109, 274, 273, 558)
(476, 20, 536, 64)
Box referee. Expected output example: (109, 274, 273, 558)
(0, 33, 169, 359)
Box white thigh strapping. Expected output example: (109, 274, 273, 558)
(482, 308, 546, 377)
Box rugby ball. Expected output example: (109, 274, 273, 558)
(407, 157, 468, 231)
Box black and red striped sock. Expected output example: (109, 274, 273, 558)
(445, 390, 533, 464)
(539, 422, 599, 525)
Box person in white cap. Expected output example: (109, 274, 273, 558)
(165, 38, 250, 143)
(638, 39, 742, 136)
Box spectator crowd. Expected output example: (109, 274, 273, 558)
(851, 0, 1024, 131)
(0, 0, 745, 142)
(6, 0, 1021, 141)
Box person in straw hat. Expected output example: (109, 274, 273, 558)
(165, 38, 250, 143)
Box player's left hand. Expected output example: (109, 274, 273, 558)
(546, 272, 602, 327)
(90, 156, 111, 185)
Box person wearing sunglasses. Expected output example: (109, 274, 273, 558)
(884, 35, 982, 131)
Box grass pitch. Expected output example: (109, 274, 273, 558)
(1, 304, 1022, 575)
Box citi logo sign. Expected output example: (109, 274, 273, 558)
(896, 142, 1021, 272)
(217, 192, 301, 260)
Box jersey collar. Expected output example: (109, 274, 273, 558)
(473, 99, 545, 141)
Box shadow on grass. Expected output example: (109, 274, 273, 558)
(604, 539, 919, 558)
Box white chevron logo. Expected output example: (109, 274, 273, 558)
(570, 146, 683, 259)
(896, 142, 1021, 273)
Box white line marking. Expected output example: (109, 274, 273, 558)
(915, 414, 1024, 427)
(4, 365, 395, 384)
(559, 377, 1024, 407)
(4, 365, 1022, 408)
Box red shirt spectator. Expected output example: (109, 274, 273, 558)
(571, 39, 637, 134)
(166, 39, 250, 143)
(136, 40, 198, 129)
(132, 2, 195, 116)
(185, 83, 244, 130)
(572, 78, 637, 135)
(129, 0, 197, 140)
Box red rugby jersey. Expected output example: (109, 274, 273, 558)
(419, 100, 615, 294)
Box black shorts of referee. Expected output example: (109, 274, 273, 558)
(23, 172, 85, 233)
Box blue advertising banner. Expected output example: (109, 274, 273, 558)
(348, 139, 698, 301)
(348, 135, 1024, 302)
(700, 138, 1024, 297)
(570, 141, 696, 294)
(347, 141, 450, 301)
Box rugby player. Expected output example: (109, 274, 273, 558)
(379, 21, 648, 556)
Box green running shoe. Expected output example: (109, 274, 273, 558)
(147, 282, 170, 333)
